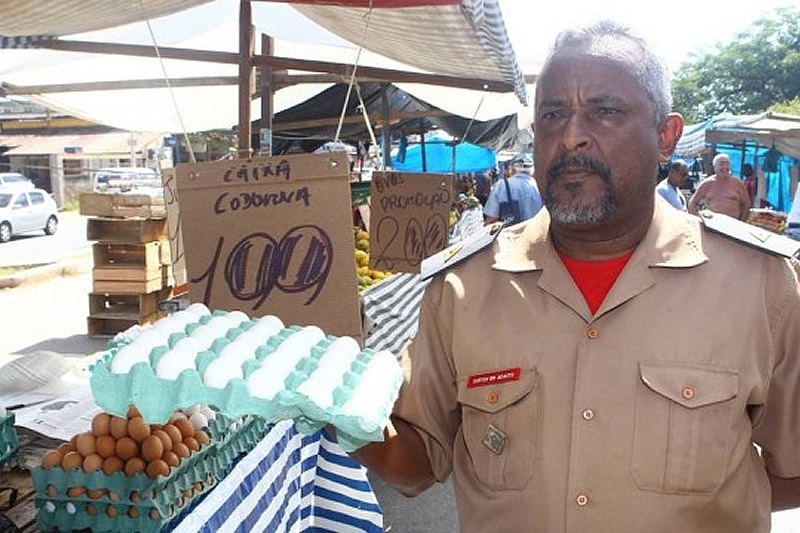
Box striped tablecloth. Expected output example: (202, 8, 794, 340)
(171, 420, 383, 533)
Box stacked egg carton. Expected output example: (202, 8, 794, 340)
(32, 412, 268, 533)
(90, 304, 403, 452)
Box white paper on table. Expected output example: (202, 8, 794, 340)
(12, 383, 100, 441)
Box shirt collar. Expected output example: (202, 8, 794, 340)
(492, 199, 708, 272)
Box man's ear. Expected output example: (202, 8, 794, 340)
(658, 113, 684, 163)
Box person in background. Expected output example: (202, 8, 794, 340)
(348, 20, 800, 533)
(482, 157, 542, 224)
(742, 163, 757, 207)
(655, 159, 689, 210)
(687, 153, 751, 220)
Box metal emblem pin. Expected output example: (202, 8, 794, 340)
(482, 424, 507, 455)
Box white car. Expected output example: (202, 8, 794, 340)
(0, 188, 59, 243)
(0, 172, 34, 189)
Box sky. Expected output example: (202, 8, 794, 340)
(499, 0, 797, 74)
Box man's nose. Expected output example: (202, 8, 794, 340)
(559, 116, 591, 152)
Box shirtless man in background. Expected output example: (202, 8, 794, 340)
(688, 153, 751, 220)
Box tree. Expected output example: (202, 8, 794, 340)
(672, 7, 800, 124)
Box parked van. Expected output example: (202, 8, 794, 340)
(92, 167, 161, 193)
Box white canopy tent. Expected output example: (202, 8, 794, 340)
(0, 0, 531, 139)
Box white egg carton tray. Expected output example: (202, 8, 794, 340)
(90, 305, 403, 452)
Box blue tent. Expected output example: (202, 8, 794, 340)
(391, 134, 496, 173)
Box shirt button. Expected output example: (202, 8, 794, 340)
(681, 387, 695, 400)
(586, 328, 599, 339)
(575, 494, 589, 507)
(581, 408, 595, 421)
(487, 391, 499, 404)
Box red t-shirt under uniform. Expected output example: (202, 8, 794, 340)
(558, 252, 633, 314)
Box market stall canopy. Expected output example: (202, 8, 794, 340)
(267, 82, 524, 154)
(391, 132, 496, 173)
(0, 0, 529, 134)
(676, 112, 800, 161)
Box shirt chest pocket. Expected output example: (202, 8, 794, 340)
(631, 362, 739, 494)
(457, 367, 538, 490)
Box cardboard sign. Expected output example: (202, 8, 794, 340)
(369, 171, 453, 273)
(161, 168, 188, 293)
(174, 153, 362, 339)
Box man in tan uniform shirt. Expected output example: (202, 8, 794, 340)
(352, 21, 800, 532)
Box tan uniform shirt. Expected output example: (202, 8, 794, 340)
(394, 199, 800, 533)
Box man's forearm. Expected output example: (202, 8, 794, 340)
(350, 415, 437, 497)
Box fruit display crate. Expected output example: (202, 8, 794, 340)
(0, 412, 19, 467)
(32, 415, 268, 533)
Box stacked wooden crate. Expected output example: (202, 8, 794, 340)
(80, 193, 175, 337)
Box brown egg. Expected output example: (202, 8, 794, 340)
(124, 457, 146, 477)
(57, 442, 75, 456)
(162, 424, 183, 446)
(102, 456, 124, 476)
(127, 416, 151, 443)
(130, 491, 141, 503)
(146, 459, 170, 479)
(61, 451, 83, 471)
(172, 441, 190, 459)
(67, 486, 87, 498)
(115, 437, 139, 461)
(127, 405, 142, 419)
(152, 429, 173, 453)
(95, 435, 116, 459)
(46, 485, 57, 498)
(75, 432, 96, 457)
(109, 416, 128, 439)
(91, 413, 111, 436)
(193, 430, 210, 447)
(107, 504, 118, 518)
(86, 503, 97, 516)
(82, 453, 103, 473)
(162, 451, 180, 468)
(41, 450, 63, 470)
(141, 435, 164, 463)
(183, 437, 199, 453)
(69, 433, 79, 449)
(174, 418, 195, 440)
(87, 488, 107, 499)
(150, 508, 161, 520)
(128, 506, 139, 519)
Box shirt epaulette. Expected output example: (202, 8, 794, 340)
(699, 210, 800, 259)
(420, 222, 503, 280)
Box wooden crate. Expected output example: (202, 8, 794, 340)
(92, 241, 167, 281)
(87, 312, 163, 338)
(79, 192, 166, 219)
(89, 288, 173, 319)
(86, 217, 167, 244)
(92, 277, 165, 294)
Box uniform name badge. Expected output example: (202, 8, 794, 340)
(483, 424, 507, 455)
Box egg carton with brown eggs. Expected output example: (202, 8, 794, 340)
(89, 305, 403, 452)
(31, 407, 220, 533)
(0, 411, 19, 467)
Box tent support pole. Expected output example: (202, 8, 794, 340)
(420, 119, 427, 172)
(237, 0, 254, 159)
(381, 87, 391, 169)
(260, 34, 274, 157)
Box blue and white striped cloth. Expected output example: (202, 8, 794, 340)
(362, 273, 431, 358)
(171, 420, 383, 533)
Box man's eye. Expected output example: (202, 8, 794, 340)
(540, 110, 563, 120)
(597, 107, 619, 116)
